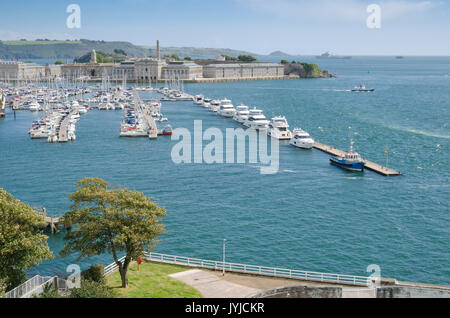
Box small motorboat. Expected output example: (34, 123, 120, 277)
(351, 85, 374, 92)
(162, 125, 173, 136)
(330, 140, 365, 172)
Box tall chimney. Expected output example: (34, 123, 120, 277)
(156, 40, 160, 60)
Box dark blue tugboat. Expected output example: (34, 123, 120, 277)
(330, 140, 365, 172)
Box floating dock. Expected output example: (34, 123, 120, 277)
(313, 142, 402, 176)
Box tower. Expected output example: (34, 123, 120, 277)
(156, 40, 160, 60)
(90, 49, 97, 64)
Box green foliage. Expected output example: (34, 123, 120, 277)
(113, 49, 127, 56)
(165, 53, 182, 61)
(184, 56, 192, 61)
(82, 264, 106, 284)
(280, 59, 289, 64)
(0, 189, 53, 291)
(36, 283, 60, 298)
(55, 60, 65, 65)
(238, 55, 257, 62)
(0, 278, 6, 297)
(68, 279, 115, 298)
(60, 178, 166, 288)
(223, 55, 238, 61)
(299, 62, 321, 76)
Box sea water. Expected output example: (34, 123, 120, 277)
(0, 57, 449, 284)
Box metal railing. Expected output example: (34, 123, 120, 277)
(102, 252, 370, 286)
(4, 275, 56, 298)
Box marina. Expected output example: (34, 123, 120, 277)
(1, 76, 401, 176)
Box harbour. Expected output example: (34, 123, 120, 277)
(1, 56, 449, 287)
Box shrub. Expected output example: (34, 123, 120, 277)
(37, 283, 60, 298)
(81, 264, 105, 284)
(68, 280, 115, 298)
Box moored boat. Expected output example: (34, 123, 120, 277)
(290, 128, 314, 149)
(330, 140, 365, 172)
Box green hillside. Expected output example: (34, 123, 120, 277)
(0, 39, 150, 59)
(0, 39, 306, 62)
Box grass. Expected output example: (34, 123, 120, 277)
(106, 261, 202, 298)
(2, 41, 82, 45)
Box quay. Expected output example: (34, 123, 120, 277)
(313, 142, 402, 176)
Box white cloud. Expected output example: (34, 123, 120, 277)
(235, 0, 438, 22)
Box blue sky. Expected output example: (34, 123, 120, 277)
(1, 0, 449, 55)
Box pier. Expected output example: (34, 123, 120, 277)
(37, 208, 68, 234)
(313, 142, 402, 176)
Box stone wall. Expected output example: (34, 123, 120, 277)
(252, 286, 343, 298)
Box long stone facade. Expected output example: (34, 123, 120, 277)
(203, 63, 284, 79)
(0, 58, 285, 82)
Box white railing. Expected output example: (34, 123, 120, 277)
(104, 256, 126, 276)
(103, 252, 370, 286)
(4, 275, 56, 298)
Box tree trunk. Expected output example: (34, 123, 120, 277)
(119, 257, 131, 288)
(119, 268, 128, 288)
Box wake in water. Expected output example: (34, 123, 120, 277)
(388, 125, 450, 140)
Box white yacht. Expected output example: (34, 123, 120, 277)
(218, 99, 236, 118)
(290, 128, 314, 149)
(194, 95, 204, 105)
(29, 101, 40, 112)
(268, 116, 293, 140)
(210, 100, 220, 113)
(233, 105, 249, 124)
(243, 107, 269, 130)
(203, 98, 212, 109)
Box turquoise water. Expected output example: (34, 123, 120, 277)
(0, 57, 449, 284)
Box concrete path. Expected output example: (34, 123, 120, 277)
(169, 269, 261, 298)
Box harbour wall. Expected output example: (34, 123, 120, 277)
(252, 285, 450, 298)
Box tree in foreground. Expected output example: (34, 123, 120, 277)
(60, 178, 166, 288)
(0, 189, 53, 290)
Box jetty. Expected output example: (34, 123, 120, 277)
(146, 113, 158, 139)
(313, 142, 402, 176)
(37, 208, 68, 234)
(58, 114, 70, 142)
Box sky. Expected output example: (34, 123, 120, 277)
(0, 0, 449, 55)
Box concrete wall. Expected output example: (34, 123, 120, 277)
(253, 285, 450, 298)
(252, 286, 342, 298)
(377, 286, 450, 298)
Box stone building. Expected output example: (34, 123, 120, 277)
(203, 63, 284, 79)
(134, 58, 164, 81)
(0, 60, 46, 81)
(161, 61, 203, 80)
(60, 63, 115, 79)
